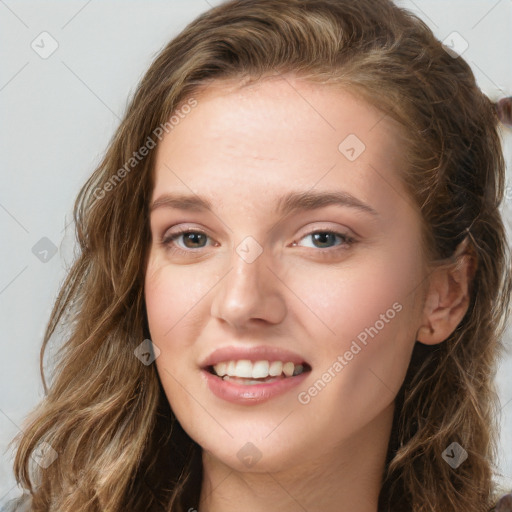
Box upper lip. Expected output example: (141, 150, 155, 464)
(200, 345, 310, 368)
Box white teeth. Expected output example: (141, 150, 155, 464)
(282, 362, 295, 377)
(252, 360, 269, 379)
(235, 360, 253, 378)
(215, 361, 227, 377)
(269, 361, 283, 376)
(227, 361, 236, 376)
(212, 359, 305, 379)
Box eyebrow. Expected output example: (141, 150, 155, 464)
(275, 190, 378, 217)
(150, 193, 212, 212)
(150, 190, 378, 217)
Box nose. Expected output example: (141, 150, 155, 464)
(210, 247, 287, 330)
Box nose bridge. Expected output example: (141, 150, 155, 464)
(210, 241, 286, 328)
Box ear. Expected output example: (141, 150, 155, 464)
(416, 237, 476, 345)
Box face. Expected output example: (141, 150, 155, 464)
(145, 76, 429, 473)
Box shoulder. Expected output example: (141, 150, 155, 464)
(495, 493, 512, 512)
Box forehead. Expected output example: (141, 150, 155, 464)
(152, 76, 415, 220)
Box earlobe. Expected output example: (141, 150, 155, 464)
(416, 238, 476, 345)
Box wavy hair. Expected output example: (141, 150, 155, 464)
(10, 0, 511, 510)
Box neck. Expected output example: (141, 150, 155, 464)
(197, 403, 394, 512)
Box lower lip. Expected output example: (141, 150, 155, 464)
(202, 369, 310, 405)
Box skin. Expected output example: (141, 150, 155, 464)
(144, 75, 472, 512)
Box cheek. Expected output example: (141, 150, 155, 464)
(144, 253, 219, 414)
(289, 244, 423, 404)
(144, 254, 216, 341)
(144, 255, 213, 419)
(288, 245, 423, 342)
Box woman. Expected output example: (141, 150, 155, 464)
(5, 0, 512, 510)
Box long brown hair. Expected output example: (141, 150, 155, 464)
(10, 0, 511, 510)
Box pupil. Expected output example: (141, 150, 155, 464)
(184, 232, 206, 248)
(313, 232, 335, 248)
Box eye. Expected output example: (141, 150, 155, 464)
(295, 230, 355, 249)
(161, 229, 214, 251)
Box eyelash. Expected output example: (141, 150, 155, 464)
(160, 227, 356, 258)
(292, 230, 356, 252)
(160, 228, 216, 256)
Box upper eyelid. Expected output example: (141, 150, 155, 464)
(162, 225, 351, 238)
(296, 224, 354, 237)
(162, 224, 213, 239)
(163, 220, 354, 234)
(162, 228, 215, 245)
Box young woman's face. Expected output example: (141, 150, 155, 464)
(145, 76, 429, 472)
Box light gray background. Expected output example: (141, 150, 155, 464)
(1, 0, 511, 503)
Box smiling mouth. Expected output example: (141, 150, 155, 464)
(206, 359, 312, 385)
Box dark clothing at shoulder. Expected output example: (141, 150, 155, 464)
(495, 493, 512, 512)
